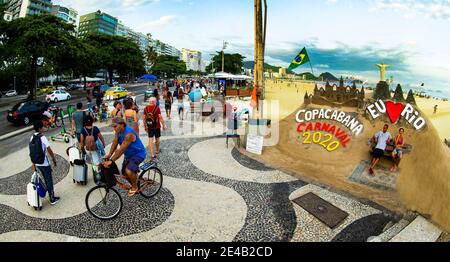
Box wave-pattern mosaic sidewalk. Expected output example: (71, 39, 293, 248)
(0, 106, 411, 242)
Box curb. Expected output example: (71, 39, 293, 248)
(0, 114, 70, 142)
(0, 126, 34, 141)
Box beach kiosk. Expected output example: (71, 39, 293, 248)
(206, 72, 253, 97)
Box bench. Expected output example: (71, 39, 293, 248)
(370, 143, 413, 158)
(226, 134, 241, 148)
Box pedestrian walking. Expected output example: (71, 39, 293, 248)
(164, 89, 173, 120)
(29, 120, 60, 205)
(124, 100, 140, 134)
(80, 115, 106, 170)
(144, 97, 167, 160)
(71, 103, 86, 143)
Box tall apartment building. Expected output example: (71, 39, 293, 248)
(4, 0, 53, 19)
(78, 10, 118, 38)
(147, 34, 180, 58)
(182, 48, 203, 72)
(51, 5, 77, 27)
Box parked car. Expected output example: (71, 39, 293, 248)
(104, 87, 128, 100)
(46, 90, 71, 103)
(5, 90, 18, 97)
(56, 86, 67, 91)
(7, 100, 45, 125)
(68, 83, 84, 90)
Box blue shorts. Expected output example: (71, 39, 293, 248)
(122, 156, 145, 174)
(393, 148, 403, 156)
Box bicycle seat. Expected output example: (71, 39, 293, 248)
(140, 162, 157, 172)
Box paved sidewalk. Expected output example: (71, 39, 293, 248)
(0, 102, 405, 242)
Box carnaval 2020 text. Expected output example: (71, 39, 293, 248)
(296, 109, 364, 136)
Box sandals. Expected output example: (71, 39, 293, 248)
(128, 189, 138, 197)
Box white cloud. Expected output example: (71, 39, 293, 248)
(369, 0, 450, 20)
(137, 15, 178, 30)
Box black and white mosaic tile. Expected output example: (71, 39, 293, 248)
(0, 187, 175, 238)
(231, 147, 275, 172)
(0, 154, 69, 195)
(156, 137, 306, 242)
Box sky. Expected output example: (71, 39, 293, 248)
(53, 0, 450, 95)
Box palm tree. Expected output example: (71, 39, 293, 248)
(145, 46, 158, 71)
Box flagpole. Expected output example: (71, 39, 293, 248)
(309, 62, 314, 76)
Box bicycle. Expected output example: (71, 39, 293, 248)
(85, 161, 163, 221)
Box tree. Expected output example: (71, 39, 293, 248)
(2, 14, 76, 99)
(85, 34, 145, 84)
(205, 52, 245, 74)
(151, 55, 186, 78)
(145, 45, 158, 70)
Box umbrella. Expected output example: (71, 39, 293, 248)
(189, 89, 203, 102)
(139, 74, 158, 81)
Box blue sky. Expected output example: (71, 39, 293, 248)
(54, 0, 450, 94)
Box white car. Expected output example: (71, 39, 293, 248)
(5, 90, 17, 97)
(46, 90, 71, 103)
(56, 86, 67, 91)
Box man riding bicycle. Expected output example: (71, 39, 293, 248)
(103, 117, 147, 197)
(43, 98, 58, 127)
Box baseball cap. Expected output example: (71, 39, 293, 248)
(110, 117, 125, 127)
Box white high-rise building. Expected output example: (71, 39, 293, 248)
(182, 48, 203, 72)
(4, 0, 53, 20)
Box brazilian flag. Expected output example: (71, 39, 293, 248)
(288, 47, 310, 71)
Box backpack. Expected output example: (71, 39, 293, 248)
(145, 105, 158, 129)
(29, 134, 46, 165)
(84, 128, 97, 151)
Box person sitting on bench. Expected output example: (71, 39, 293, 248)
(369, 124, 392, 176)
(390, 128, 405, 172)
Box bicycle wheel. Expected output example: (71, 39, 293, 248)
(85, 186, 123, 221)
(138, 167, 163, 199)
(54, 116, 62, 128)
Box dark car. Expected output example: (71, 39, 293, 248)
(7, 100, 45, 125)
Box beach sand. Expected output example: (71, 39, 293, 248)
(416, 97, 450, 140)
(244, 79, 450, 230)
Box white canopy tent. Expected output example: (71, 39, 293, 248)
(206, 72, 253, 80)
(68, 77, 105, 83)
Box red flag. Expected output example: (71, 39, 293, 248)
(250, 84, 258, 108)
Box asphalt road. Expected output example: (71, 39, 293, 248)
(0, 84, 150, 137)
(0, 88, 153, 158)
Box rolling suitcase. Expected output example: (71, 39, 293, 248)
(67, 145, 81, 166)
(27, 173, 43, 210)
(73, 159, 88, 185)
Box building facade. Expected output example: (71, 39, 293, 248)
(51, 5, 77, 27)
(4, 0, 52, 19)
(78, 10, 118, 38)
(182, 48, 203, 72)
(147, 34, 181, 58)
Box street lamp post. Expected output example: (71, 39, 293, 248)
(209, 54, 217, 90)
(13, 76, 16, 91)
(222, 40, 228, 72)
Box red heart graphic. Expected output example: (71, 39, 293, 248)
(385, 101, 404, 123)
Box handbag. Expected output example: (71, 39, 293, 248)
(32, 172, 47, 198)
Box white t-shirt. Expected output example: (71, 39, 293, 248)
(374, 131, 392, 150)
(30, 133, 50, 167)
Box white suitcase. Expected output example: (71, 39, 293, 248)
(73, 159, 88, 185)
(67, 146, 81, 166)
(27, 182, 42, 210)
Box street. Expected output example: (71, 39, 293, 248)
(0, 84, 150, 137)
